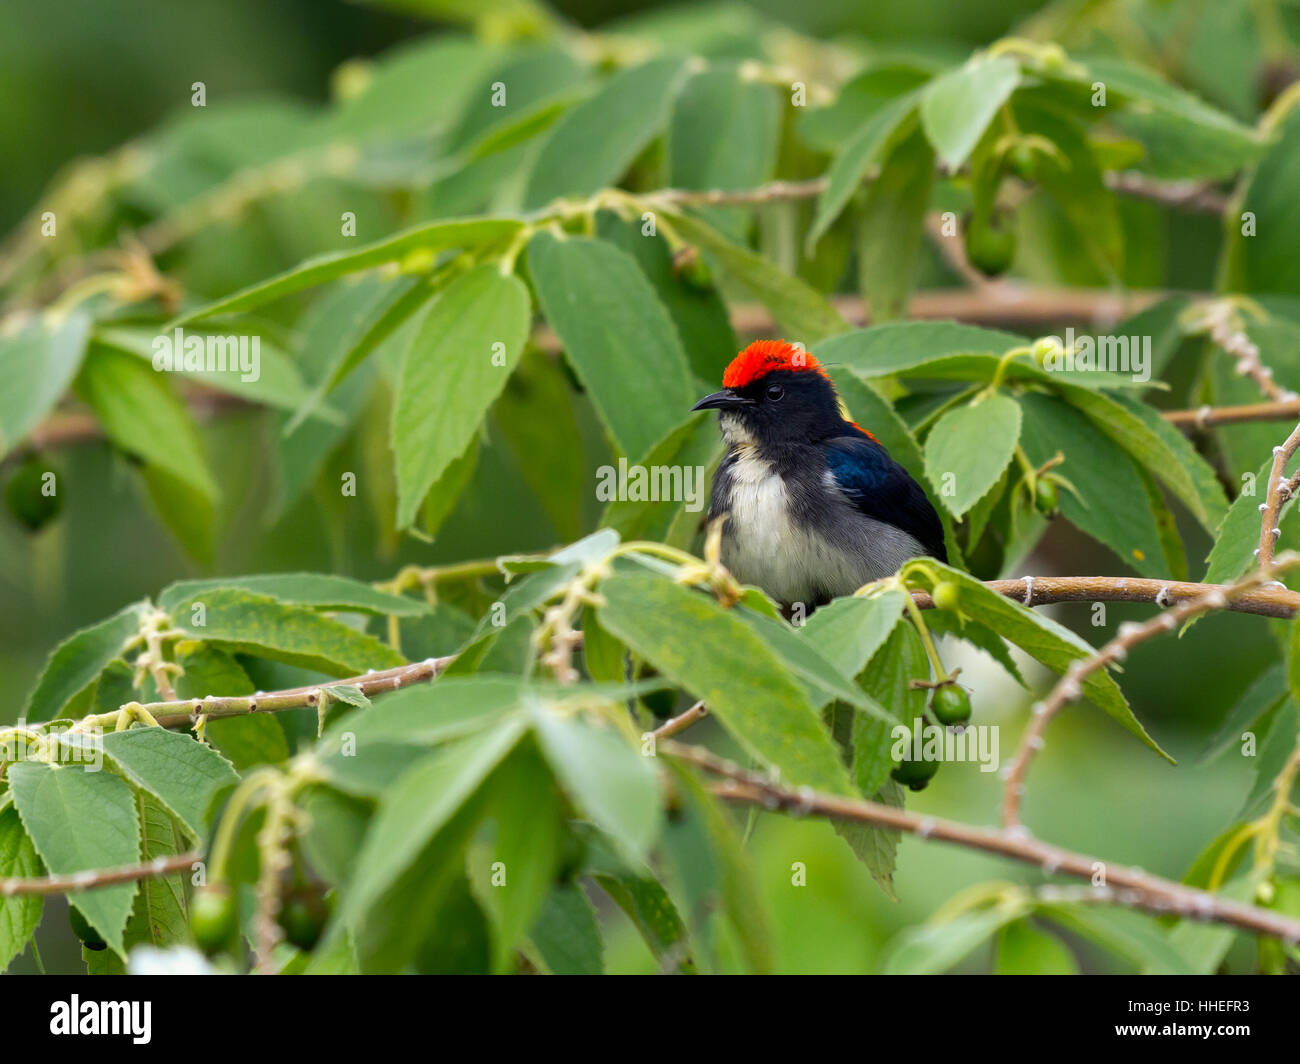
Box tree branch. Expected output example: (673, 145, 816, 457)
(0, 852, 199, 897)
(1001, 555, 1300, 829)
(1258, 422, 1300, 570)
(663, 740, 1300, 945)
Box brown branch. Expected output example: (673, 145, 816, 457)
(1163, 398, 1300, 428)
(652, 701, 709, 740)
(0, 852, 199, 897)
(1259, 422, 1300, 570)
(1001, 555, 1300, 828)
(913, 575, 1300, 619)
(664, 740, 1300, 945)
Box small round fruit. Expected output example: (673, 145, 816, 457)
(278, 895, 328, 952)
(1035, 478, 1059, 516)
(964, 211, 1016, 277)
(69, 906, 107, 951)
(190, 886, 237, 955)
(5, 456, 61, 532)
(931, 684, 972, 726)
(891, 753, 940, 792)
(931, 581, 960, 612)
(1008, 144, 1039, 182)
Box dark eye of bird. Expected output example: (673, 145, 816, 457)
(765, 383, 784, 401)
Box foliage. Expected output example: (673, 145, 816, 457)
(2, 0, 1300, 975)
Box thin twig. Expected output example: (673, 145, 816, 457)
(1163, 398, 1300, 428)
(914, 575, 1300, 620)
(0, 852, 199, 896)
(664, 741, 1300, 944)
(1001, 555, 1300, 828)
(652, 701, 709, 740)
(1258, 422, 1300, 569)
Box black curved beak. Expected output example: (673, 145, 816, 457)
(691, 389, 753, 412)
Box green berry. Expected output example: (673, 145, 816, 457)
(5, 456, 61, 532)
(190, 886, 237, 955)
(278, 894, 329, 952)
(69, 906, 107, 951)
(931, 581, 960, 612)
(931, 684, 972, 726)
(964, 210, 1016, 277)
(891, 752, 940, 792)
(1035, 478, 1059, 516)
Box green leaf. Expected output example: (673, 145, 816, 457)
(667, 66, 781, 241)
(161, 572, 427, 618)
(598, 571, 853, 794)
(172, 588, 404, 675)
(98, 729, 238, 839)
(0, 309, 91, 458)
(854, 125, 933, 320)
(882, 903, 1024, 974)
(994, 919, 1079, 974)
(1019, 393, 1168, 577)
(924, 393, 1021, 517)
(1204, 459, 1273, 584)
(23, 601, 147, 722)
(925, 562, 1171, 760)
(94, 325, 311, 414)
(737, 609, 893, 721)
(343, 720, 526, 965)
(529, 882, 603, 974)
(8, 762, 140, 957)
(174, 217, 524, 323)
(523, 56, 688, 208)
(794, 589, 905, 678)
(173, 646, 289, 770)
(1200, 664, 1284, 764)
(809, 93, 918, 249)
(123, 792, 191, 955)
(920, 55, 1020, 171)
(532, 707, 661, 862)
(392, 263, 531, 529)
(75, 345, 218, 500)
(819, 321, 1025, 376)
(1087, 56, 1265, 181)
(470, 741, 562, 972)
(663, 209, 850, 343)
(528, 232, 694, 460)
(1057, 384, 1220, 531)
(592, 865, 695, 974)
(0, 806, 43, 973)
(851, 621, 927, 798)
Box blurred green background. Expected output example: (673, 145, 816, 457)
(0, 0, 1275, 973)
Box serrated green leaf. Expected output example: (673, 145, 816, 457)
(854, 124, 933, 319)
(920, 55, 1019, 171)
(882, 902, 1024, 974)
(0, 806, 43, 973)
(529, 881, 603, 974)
(598, 571, 853, 794)
(8, 762, 139, 958)
(528, 232, 694, 461)
(532, 707, 661, 863)
(98, 729, 238, 839)
(75, 345, 218, 500)
(795, 589, 905, 678)
(392, 263, 531, 529)
(1204, 459, 1274, 584)
(172, 588, 404, 675)
(663, 209, 849, 343)
(523, 56, 688, 208)
(161, 572, 426, 618)
(924, 393, 1021, 517)
(23, 601, 147, 722)
(174, 217, 523, 324)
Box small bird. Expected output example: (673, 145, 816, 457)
(693, 339, 946, 610)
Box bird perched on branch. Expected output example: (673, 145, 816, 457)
(693, 339, 946, 611)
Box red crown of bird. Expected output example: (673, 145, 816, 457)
(722, 339, 828, 389)
(720, 339, 875, 441)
